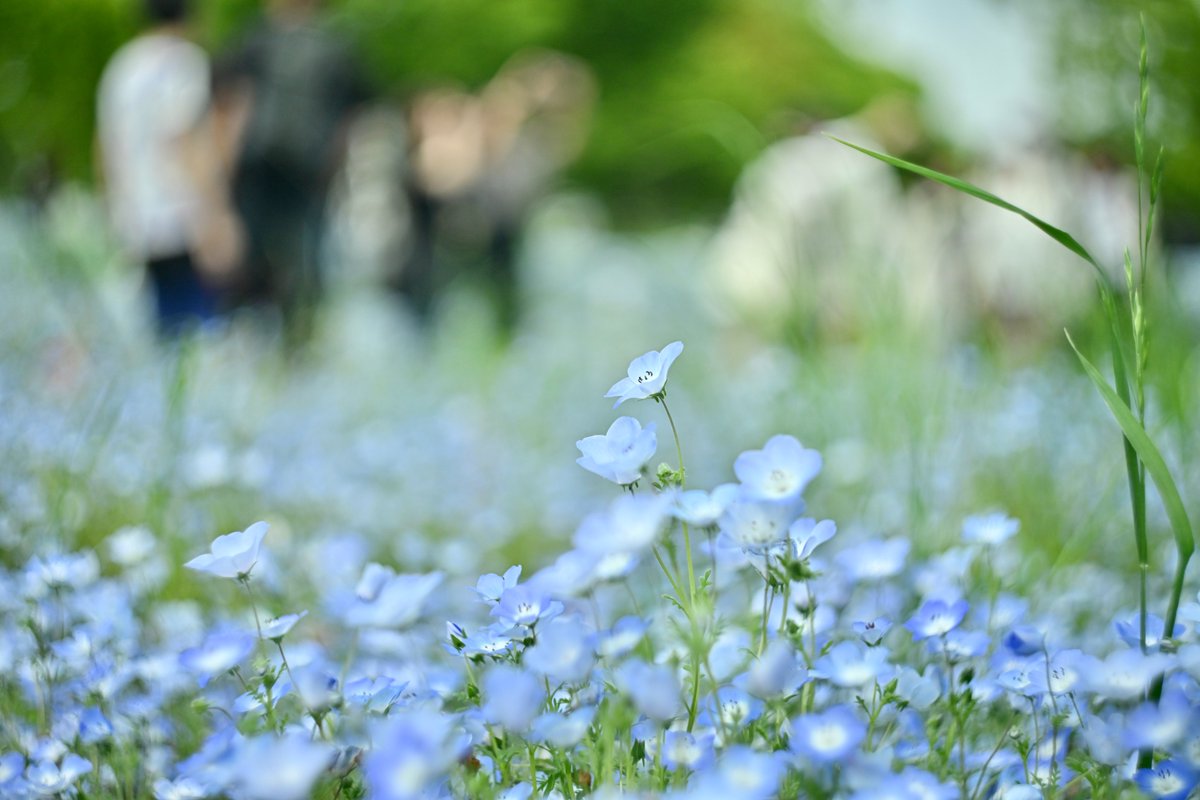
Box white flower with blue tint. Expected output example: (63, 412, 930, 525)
(524, 617, 595, 682)
(343, 565, 443, 628)
(474, 565, 521, 605)
(25, 754, 92, 795)
(482, 664, 545, 732)
(1088, 649, 1177, 700)
(364, 710, 465, 800)
(531, 706, 595, 748)
(709, 746, 784, 798)
(734, 434, 822, 505)
(813, 640, 894, 688)
(672, 484, 739, 527)
(230, 731, 335, 800)
(662, 730, 715, 771)
(605, 341, 684, 407)
(789, 705, 866, 762)
(836, 537, 910, 581)
(852, 616, 892, 646)
(616, 660, 682, 721)
(260, 610, 307, 641)
(179, 631, 255, 687)
(184, 521, 269, 580)
(718, 497, 794, 555)
(577, 416, 657, 486)
(573, 492, 672, 556)
(905, 598, 969, 640)
(962, 512, 1020, 546)
(1123, 686, 1195, 750)
(596, 616, 648, 658)
(491, 582, 563, 628)
(1135, 760, 1198, 800)
(788, 517, 837, 560)
(1114, 612, 1183, 651)
(745, 639, 804, 698)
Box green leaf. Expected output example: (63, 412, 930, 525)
(1066, 331, 1195, 559)
(826, 136, 1109, 284)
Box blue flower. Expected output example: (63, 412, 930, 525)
(852, 616, 892, 646)
(744, 639, 804, 698)
(183, 521, 269, 579)
(788, 517, 837, 560)
(577, 416, 657, 486)
(474, 565, 521, 605)
(836, 537, 909, 581)
(789, 705, 866, 762)
(734, 435, 822, 505)
(662, 730, 715, 771)
(1135, 759, 1199, 800)
(482, 664, 545, 732)
(179, 631, 256, 687)
(813, 640, 893, 688)
(1123, 686, 1195, 750)
(707, 746, 785, 798)
(1089, 649, 1176, 700)
(718, 497, 795, 555)
(260, 611, 307, 641)
(364, 710, 465, 800)
(24, 754, 92, 795)
(1114, 612, 1184, 651)
(531, 706, 595, 748)
(523, 617, 595, 682)
(616, 660, 682, 721)
(962, 512, 1020, 546)
(596, 616, 648, 659)
(605, 341, 683, 407)
(712, 686, 763, 728)
(572, 492, 672, 556)
(673, 484, 739, 527)
(905, 598, 969, 640)
(491, 582, 563, 628)
(230, 731, 335, 800)
(1003, 624, 1047, 656)
(343, 565, 443, 628)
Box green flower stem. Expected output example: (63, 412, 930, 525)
(660, 397, 696, 609)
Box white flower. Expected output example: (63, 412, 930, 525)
(605, 341, 684, 407)
(184, 521, 269, 579)
(576, 416, 657, 485)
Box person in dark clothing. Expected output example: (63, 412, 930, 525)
(224, 0, 366, 344)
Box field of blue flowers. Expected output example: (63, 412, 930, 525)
(3, 86, 1200, 800)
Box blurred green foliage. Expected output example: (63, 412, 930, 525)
(0, 0, 910, 222)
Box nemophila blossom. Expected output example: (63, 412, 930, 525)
(836, 537, 909, 581)
(364, 710, 465, 800)
(853, 616, 892, 646)
(78, 707, 113, 744)
(572, 492, 671, 556)
(1025, 648, 1088, 696)
(605, 340, 683, 407)
(905, 598, 969, 640)
(1123, 686, 1195, 750)
(894, 666, 941, 710)
(491, 582, 563, 628)
(524, 617, 595, 682)
(106, 525, 157, 566)
(179, 630, 255, 687)
(662, 730, 715, 771)
(1135, 760, 1199, 800)
(718, 497, 794, 555)
(344, 565, 443, 628)
(813, 640, 893, 688)
(345, 676, 406, 714)
(461, 625, 516, 657)
(474, 565, 521, 605)
(734, 434, 822, 505)
(1003, 624, 1046, 656)
(25, 754, 92, 795)
(482, 664, 545, 732)
(184, 521, 268, 579)
(151, 776, 208, 800)
(712, 686, 763, 728)
(788, 517, 837, 560)
(617, 660, 682, 721)
(962, 512, 1020, 546)
(260, 610, 306, 640)
(597, 615, 647, 658)
(1088, 649, 1176, 700)
(576, 416, 657, 486)
(0, 753, 24, 788)
(707, 746, 785, 798)
(744, 639, 804, 698)
(673, 484, 739, 527)
(939, 628, 990, 661)
(531, 706, 595, 748)
(789, 705, 866, 762)
(1114, 612, 1184, 651)
(24, 551, 99, 594)
(230, 731, 335, 800)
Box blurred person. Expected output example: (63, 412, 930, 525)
(394, 51, 595, 334)
(96, 0, 241, 336)
(223, 0, 367, 346)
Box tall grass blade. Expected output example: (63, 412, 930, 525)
(1066, 332, 1196, 560)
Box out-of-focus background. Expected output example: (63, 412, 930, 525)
(2, 0, 1199, 585)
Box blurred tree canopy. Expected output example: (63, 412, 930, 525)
(2, 0, 1197, 230)
(0, 0, 912, 222)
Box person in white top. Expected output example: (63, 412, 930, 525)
(97, 0, 241, 334)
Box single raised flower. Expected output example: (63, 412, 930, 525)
(184, 521, 269, 580)
(576, 416, 657, 485)
(733, 435, 822, 505)
(905, 598, 969, 641)
(962, 512, 1020, 546)
(260, 611, 307, 641)
(605, 341, 684, 407)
